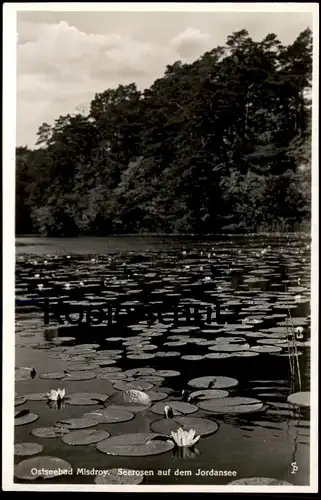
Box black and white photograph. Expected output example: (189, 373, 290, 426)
(3, 2, 319, 493)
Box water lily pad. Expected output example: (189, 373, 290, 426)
(251, 345, 282, 353)
(15, 411, 39, 426)
(208, 343, 250, 352)
(98, 366, 122, 373)
(151, 401, 198, 416)
(98, 360, 117, 367)
(257, 338, 288, 345)
(55, 416, 101, 430)
(164, 341, 187, 347)
(139, 376, 165, 384)
(66, 393, 110, 406)
(84, 409, 135, 423)
(14, 442, 44, 456)
(233, 351, 260, 357)
(40, 372, 66, 380)
(67, 363, 100, 371)
(31, 426, 70, 438)
(24, 393, 48, 401)
(181, 355, 205, 361)
(287, 391, 310, 407)
(126, 353, 155, 360)
(106, 390, 152, 406)
(229, 477, 293, 485)
(108, 404, 150, 413)
(113, 381, 153, 391)
(155, 351, 181, 357)
(125, 368, 156, 377)
(97, 372, 126, 381)
(204, 353, 233, 359)
(146, 391, 168, 402)
(198, 397, 264, 414)
(188, 376, 238, 390)
(96, 432, 174, 457)
(94, 468, 144, 484)
(150, 416, 219, 436)
(62, 428, 110, 445)
(188, 389, 229, 401)
(15, 396, 26, 406)
(15, 368, 36, 381)
(155, 370, 181, 377)
(63, 371, 97, 381)
(14, 456, 72, 481)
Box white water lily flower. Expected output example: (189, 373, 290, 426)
(37, 284, 44, 290)
(295, 326, 304, 339)
(294, 295, 302, 302)
(203, 276, 212, 282)
(47, 388, 66, 401)
(171, 427, 200, 448)
(64, 283, 71, 290)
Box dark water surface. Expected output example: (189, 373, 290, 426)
(14, 235, 311, 486)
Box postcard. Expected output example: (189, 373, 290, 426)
(2, 2, 319, 493)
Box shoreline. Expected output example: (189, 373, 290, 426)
(15, 232, 311, 239)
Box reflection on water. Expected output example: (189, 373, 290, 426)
(14, 235, 311, 485)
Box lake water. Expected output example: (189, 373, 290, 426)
(14, 235, 311, 486)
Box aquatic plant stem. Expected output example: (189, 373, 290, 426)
(285, 285, 302, 391)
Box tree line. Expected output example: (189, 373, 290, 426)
(16, 28, 312, 236)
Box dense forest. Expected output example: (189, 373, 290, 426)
(16, 28, 312, 236)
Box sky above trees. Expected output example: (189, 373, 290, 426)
(16, 9, 313, 148)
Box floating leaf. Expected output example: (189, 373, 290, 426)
(113, 381, 153, 392)
(125, 368, 156, 377)
(188, 376, 238, 390)
(97, 360, 117, 367)
(232, 351, 260, 357)
(94, 468, 144, 485)
(151, 401, 198, 416)
(97, 372, 126, 381)
(96, 432, 174, 456)
(106, 390, 152, 406)
(198, 397, 264, 414)
(67, 363, 100, 371)
(208, 343, 250, 352)
(85, 409, 135, 423)
(24, 393, 48, 401)
(287, 392, 310, 407)
(188, 389, 229, 401)
(40, 372, 66, 380)
(15, 396, 26, 406)
(14, 442, 44, 456)
(15, 368, 36, 381)
(31, 427, 70, 438)
(204, 353, 233, 359)
(145, 391, 168, 402)
(108, 404, 150, 413)
(15, 411, 39, 426)
(155, 370, 181, 377)
(14, 456, 72, 481)
(150, 416, 219, 436)
(251, 345, 282, 353)
(181, 355, 205, 361)
(139, 376, 165, 384)
(66, 393, 109, 406)
(55, 416, 101, 430)
(62, 428, 110, 446)
(63, 371, 96, 381)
